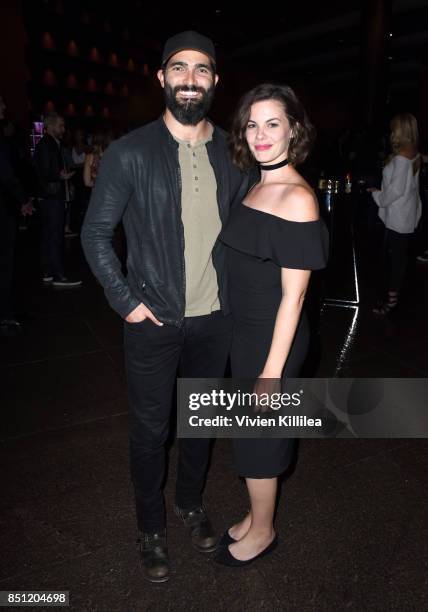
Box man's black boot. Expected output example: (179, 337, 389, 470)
(174, 505, 219, 553)
(138, 529, 170, 583)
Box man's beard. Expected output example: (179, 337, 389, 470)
(164, 83, 215, 126)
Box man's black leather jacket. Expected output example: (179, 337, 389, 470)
(81, 116, 252, 325)
(34, 134, 65, 199)
(0, 136, 27, 214)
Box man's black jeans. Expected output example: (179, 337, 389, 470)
(39, 198, 65, 279)
(0, 205, 17, 318)
(124, 310, 232, 533)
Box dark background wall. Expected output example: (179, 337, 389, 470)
(1, 0, 428, 146)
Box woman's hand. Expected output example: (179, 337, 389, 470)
(252, 376, 281, 413)
(367, 187, 380, 193)
(60, 169, 75, 180)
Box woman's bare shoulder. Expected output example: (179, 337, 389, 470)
(276, 183, 319, 222)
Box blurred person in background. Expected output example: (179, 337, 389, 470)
(0, 95, 34, 335)
(368, 113, 421, 315)
(34, 113, 81, 287)
(416, 152, 428, 263)
(83, 130, 114, 188)
(69, 127, 90, 234)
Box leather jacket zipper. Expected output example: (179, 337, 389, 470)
(175, 148, 186, 325)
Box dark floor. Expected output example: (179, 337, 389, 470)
(1, 216, 428, 612)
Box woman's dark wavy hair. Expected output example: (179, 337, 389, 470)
(230, 83, 315, 170)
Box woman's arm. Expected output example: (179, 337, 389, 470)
(260, 267, 311, 377)
(260, 185, 318, 378)
(371, 156, 407, 208)
(83, 153, 94, 188)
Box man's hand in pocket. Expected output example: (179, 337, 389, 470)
(125, 303, 163, 326)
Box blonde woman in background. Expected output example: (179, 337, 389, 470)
(83, 131, 114, 188)
(368, 113, 421, 315)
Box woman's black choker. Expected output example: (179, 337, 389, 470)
(259, 158, 289, 171)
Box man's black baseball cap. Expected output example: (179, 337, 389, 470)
(162, 30, 216, 68)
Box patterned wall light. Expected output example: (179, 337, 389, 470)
(41, 32, 55, 50)
(109, 52, 119, 67)
(45, 100, 56, 112)
(43, 69, 57, 86)
(66, 74, 78, 89)
(65, 103, 76, 116)
(87, 77, 98, 92)
(90, 47, 101, 62)
(67, 40, 79, 56)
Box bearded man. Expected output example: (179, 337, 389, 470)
(81, 31, 249, 582)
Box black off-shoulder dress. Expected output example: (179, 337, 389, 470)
(219, 202, 329, 478)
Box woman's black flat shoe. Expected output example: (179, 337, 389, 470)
(219, 530, 236, 547)
(215, 536, 278, 567)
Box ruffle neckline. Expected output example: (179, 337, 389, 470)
(219, 203, 329, 270)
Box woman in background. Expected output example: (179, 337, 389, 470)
(67, 128, 89, 234)
(369, 113, 421, 315)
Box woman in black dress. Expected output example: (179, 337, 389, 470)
(215, 84, 328, 566)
